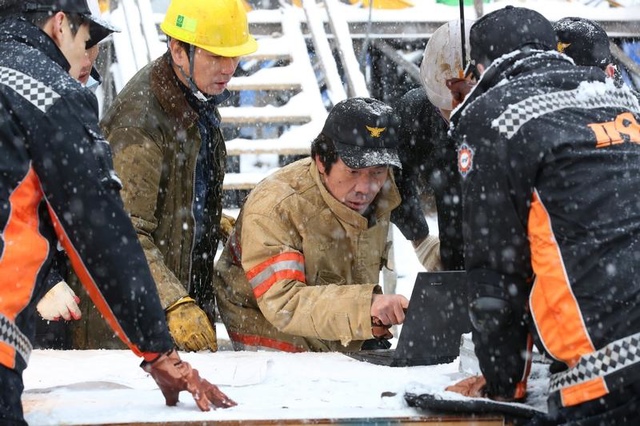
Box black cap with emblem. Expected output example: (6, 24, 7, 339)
(321, 97, 401, 169)
(554, 17, 611, 69)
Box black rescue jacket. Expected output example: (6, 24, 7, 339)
(450, 50, 640, 409)
(392, 88, 465, 270)
(0, 18, 172, 373)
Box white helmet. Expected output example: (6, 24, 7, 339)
(420, 20, 473, 111)
(86, 0, 119, 48)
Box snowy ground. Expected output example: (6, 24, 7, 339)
(21, 223, 551, 425)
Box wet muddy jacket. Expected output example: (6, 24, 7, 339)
(450, 50, 640, 409)
(100, 53, 227, 309)
(214, 158, 401, 352)
(0, 18, 172, 372)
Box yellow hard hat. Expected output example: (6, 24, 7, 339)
(161, 0, 258, 58)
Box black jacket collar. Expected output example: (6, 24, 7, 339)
(0, 17, 71, 73)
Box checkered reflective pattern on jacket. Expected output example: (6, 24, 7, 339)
(0, 314, 33, 363)
(549, 332, 640, 393)
(493, 84, 640, 139)
(0, 66, 60, 113)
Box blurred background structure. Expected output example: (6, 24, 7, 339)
(93, 0, 640, 208)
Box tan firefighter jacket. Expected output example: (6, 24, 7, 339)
(214, 157, 401, 352)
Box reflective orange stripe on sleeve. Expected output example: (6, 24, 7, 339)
(246, 251, 305, 298)
(0, 167, 49, 320)
(0, 168, 48, 369)
(528, 190, 595, 367)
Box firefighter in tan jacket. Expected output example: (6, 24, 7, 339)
(214, 98, 409, 352)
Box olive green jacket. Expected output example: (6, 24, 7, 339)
(70, 53, 227, 349)
(102, 52, 227, 308)
(214, 158, 401, 352)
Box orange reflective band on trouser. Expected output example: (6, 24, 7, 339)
(246, 251, 306, 298)
(528, 190, 595, 366)
(560, 377, 608, 407)
(229, 331, 305, 352)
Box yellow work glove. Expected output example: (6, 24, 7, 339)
(219, 213, 236, 242)
(165, 297, 218, 352)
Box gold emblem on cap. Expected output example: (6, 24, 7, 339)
(557, 41, 571, 53)
(366, 126, 386, 137)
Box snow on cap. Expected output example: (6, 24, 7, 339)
(23, 0, 92, 15)
(469, 6, 556, 65)
(554, 17, 611, 68)
(322, 97, 401, 169)
(86, 0, 119, 48)
(22, 0, 119, 48)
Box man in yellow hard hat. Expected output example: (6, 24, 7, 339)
(70, 0, 258, 352)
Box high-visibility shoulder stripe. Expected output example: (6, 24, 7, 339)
(246, 251, 305, 298)
(528, 190, 595, 366)
(229, 331, 306, 353)
(45, 203, 144, 358)
(0, 66, 60, 113)
(0, 167, 47, 368)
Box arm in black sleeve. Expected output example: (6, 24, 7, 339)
(42, 248, 68, 293)
(468, 269, 531, 400)
(391, 171, 430, 241)
(390, 88, 436, 241)
(453, 105, 538, 400)
(29, 89, 173, 357)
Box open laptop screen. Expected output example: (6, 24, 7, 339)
(393, 271, 471, 366)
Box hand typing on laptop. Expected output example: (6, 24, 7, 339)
(370, 293, 408, 328)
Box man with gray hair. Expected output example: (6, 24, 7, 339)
(215, 97, 409, 353)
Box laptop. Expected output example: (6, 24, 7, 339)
(345, 271, 471, 367)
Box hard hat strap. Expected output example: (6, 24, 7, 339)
(173, 43, 208, 102)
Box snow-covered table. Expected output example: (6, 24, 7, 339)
(22, 349, 507, 425)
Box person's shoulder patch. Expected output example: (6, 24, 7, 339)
(458, 142, 474, 178)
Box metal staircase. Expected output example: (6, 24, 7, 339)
(221, 0, 372, 191)
(221, 5, 328, 190)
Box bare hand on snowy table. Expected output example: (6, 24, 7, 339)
(446, 375, 518, 402)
